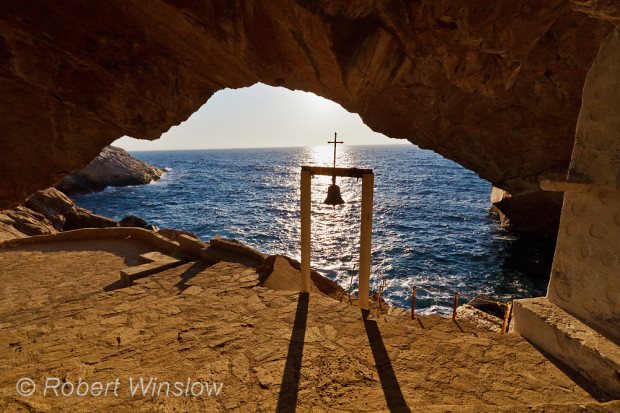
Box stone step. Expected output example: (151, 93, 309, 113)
(513, 297, 620, 399)
(138, 251, 181, 264)
(120, 252, 188, 287)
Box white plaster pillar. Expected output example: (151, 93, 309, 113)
(300, 169, 312, 292)
(358, 173, 374, 310)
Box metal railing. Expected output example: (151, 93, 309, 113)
(349, 272, 513, 335)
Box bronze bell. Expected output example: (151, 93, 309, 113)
(324, 183, 345, 205)
(324, 133, 345, 205)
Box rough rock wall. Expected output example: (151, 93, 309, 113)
(0, 1, 616, 237)
(571, 0, 620, 25)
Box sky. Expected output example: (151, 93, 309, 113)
(113, 83, 404, 151)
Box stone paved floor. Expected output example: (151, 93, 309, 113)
(1, 240, 618, 412)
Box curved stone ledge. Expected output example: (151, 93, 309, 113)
(209, 237, 268, 263)
(0, 227, 180, 252)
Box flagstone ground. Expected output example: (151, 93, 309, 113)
(1, 239, 618, 412)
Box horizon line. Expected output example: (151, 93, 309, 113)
(120, 142, 414, 152)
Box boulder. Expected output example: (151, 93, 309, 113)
(456, 294, 510, 333)
(257, 255, 346, 301)
(0, 206, 56, 240)
(56, 146, 165, 195)
(0, 220, 31, 242)
(467, 294, 508, 319)
(456, 304, 504, 333)
(257, 255, 316, 293)
(24, 187, 77, 230)
(119, 215, 149, 229)
(490, 186, 563, 239)
(62, 206, 118, 231)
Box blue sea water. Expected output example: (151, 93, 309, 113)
(72, 145, 554, 315)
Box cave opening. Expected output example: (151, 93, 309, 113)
(2, 2, 619, 403)
(69, 83, 553, 316)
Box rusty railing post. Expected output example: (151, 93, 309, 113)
(375, 277, 386, 317)
(411, 287, 416, 319)
(501, 302, 512, 335)
(452, 292, 459, 321)
(347, 264, 356, 304)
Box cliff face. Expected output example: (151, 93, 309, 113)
(0, 1, 617, 237)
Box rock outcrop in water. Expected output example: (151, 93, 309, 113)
(0, 188, 118, 241)
(0, 2, 618, 238)
(490, 186, 563, 239)
(56, 146, 165, 195)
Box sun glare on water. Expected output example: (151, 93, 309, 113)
(310, 144, 334, 165)
(308, 144, 337, 186)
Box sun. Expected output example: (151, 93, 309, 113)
(300, 91, 341, 114)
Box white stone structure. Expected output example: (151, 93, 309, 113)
(513, 29, 620, 399)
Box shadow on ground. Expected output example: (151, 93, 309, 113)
(276, 292, 309, 412)
(363, 309, 411, 412)
(275, 296, 411, 412)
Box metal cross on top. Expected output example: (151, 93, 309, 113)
(328, 132, 344, 184)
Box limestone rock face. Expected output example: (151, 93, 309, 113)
(0, 188, 118, 240)
(0, 1, 616, 237)
(0, 206, 57, 241)
(257, 255, 346, 301)
(56, 146, 165, 195)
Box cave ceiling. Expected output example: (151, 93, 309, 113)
(0, 1, 616, 216)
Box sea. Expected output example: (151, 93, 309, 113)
(72, 144, 555, 316)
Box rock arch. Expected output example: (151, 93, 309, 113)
(0, 1, 616, 237)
